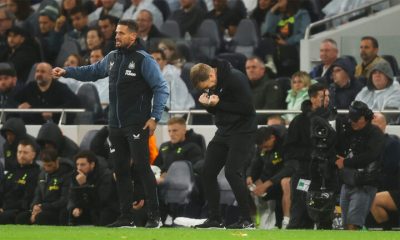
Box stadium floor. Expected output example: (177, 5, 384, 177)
(0, 225, 398, 240)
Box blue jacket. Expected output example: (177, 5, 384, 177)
(64, 42, 169, 128)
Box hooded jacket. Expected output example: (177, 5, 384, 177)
(329, 57, 363, 110)
(36, 122, 79, 162)
(355, 61, 400, 110)
(31, 159, 74, 211)
(0, 118, 37, 172)
(204, 59, 256, 136)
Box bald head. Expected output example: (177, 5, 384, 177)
(372, 112, 387, 133)
(35, 62, 53, 87)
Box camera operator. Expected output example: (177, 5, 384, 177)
(284, 83, 336, 229)
(335, 101, 385, 230)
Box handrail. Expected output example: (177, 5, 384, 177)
(304, 0, 390, 39)
(0, 108, 86, 125)
(169, 109, 400, 124)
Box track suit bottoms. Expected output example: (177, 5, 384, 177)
(109, 125, 159, 218)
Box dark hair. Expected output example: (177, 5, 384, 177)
(118, 19, 138, 32)
(74, 150, 98, 164)
(60, 0, 82, 17)
(308, 83, 327, 98)
(70, 6, 88, 16)
(349, 101, 374, 122)
(10, 0, 33, 21)
(361, 36, 379, 48)
(151, 49, 166, 60)
(255, 127, 276, 145)
(66, 53, 84, 66)
(90, 47, 105, 57)
(41, 148, 59, 163)
(18, 138, 38, 153)
(99, 14, 119, 25)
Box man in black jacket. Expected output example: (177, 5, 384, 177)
(190, 59, 257, 229)
(1, 117, 36, 172)
(336, 101, 385, 230)
(53, 19, 169, 228)
(15, 148, 73, 225)
(247, 126, 292, 229)
(0, 138, 40, 224)
(284, 83, 335, 229)
(67, 150, 119, 226)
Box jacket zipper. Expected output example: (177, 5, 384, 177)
(116, 54, 124, 128)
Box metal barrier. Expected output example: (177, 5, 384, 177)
(169, 109, 400, 125)
(304, 0, 390, 39)
(0, 108, 85, 125)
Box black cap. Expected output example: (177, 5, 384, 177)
(0, 62, 16, 76)
(7, 26, 28, 38)
(348, 101, 373, 122)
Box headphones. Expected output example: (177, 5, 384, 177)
(349, 101, 373, 121)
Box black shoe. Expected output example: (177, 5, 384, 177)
(145, 217, 162, 228)
(226, 219, 255, 229)
(194, 218, 225, 229)
(107, 217, 136, 228)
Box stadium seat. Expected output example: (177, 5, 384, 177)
(181, 62, 196, 92)
(153, 0, 171, 21)
(79, 129, 100, 151)
(231, 18, 259, 57)
(163, 161, 195, 205)
(382, 55, 399, 76)
(75, 84, 103, 124)
(217, 167, 236, 206)
(54, 38, 81, 67)
(193, 19, 221, 60)
(160, 20, 181, 38)
(217, 52, 247, 74)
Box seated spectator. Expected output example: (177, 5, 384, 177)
(156, 117, 203, 184)
(0, 63, 19, 109)
(371, 113, 400, 192)
(250, 0, 275, 31)
(0, 117, 36, 172)
(36, 122, 80, 164)
(14, 62, 81, 124)
(83, 27, 104, 64)
(67, 150, 119, 226)
(309, 39, 338, 85)
(260, 0, 311, 77)
(37, 5, 64, 65)
(0, 8, 14, 58)
(205, 0, 245, 40)
(245, 56, 285, 124)
(66, 7, 89, 52)
(158, 38, 186, 69)
(15, 148, 74, 225)
(0, 138, 40, 224)
(329, 57, 363, 110)
(283, 71, 312, 123)
(136, 9, 166, 51)
(168, 0, 206, 37)
(98, 14, 118, 54)
(56, 0, 90, 34)
(247, 126, 292, 229)
(0, 26, 42, 87)
(88, 0, 123, 23)
(6, 0, 35, 31)
(355, 61, 400, 112)
(151, 49, 195, 123)
(122, 0, 164, 29)
(58, 53, 86, 94)
(355, 36, 388, 79)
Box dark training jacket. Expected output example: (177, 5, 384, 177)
(204, 59, 257, 136)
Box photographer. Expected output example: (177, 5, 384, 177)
(284, 83, 336, 229)
(335, 101, 385, 230)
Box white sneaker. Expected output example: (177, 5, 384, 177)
(281, 217, 290, 229)
(164, 215, 173, 226)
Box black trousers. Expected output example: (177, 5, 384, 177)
(0, 209, 19, 224)
(15, 210, 61, 225)
(109, 125, 159, 218)
(202, 133, 254, 221)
